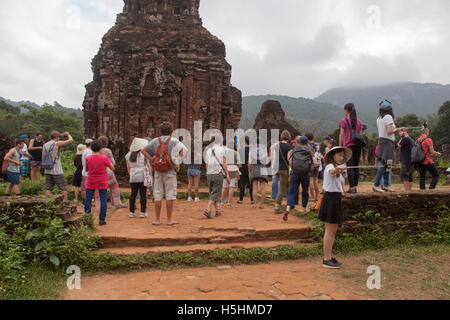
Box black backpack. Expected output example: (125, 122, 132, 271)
(345, 118, 367, 147)
(411, 137, 430, 164)
(290, 146, 312, 176)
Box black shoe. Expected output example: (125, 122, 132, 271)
(204, 210, 213, 219)
(215, 211, 222, 217)
(331, 258, 343, 267)
(283, 212, 289, 222)
(347, 188, 357, 194)
(99, 220, 107, 226)
(322, 259, 341, 269)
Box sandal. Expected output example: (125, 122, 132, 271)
(204, 210, 213, 219)
(168, 221, 179, 226)
(152, 221, 161, 226)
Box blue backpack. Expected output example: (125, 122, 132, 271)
(42, 142, 57, 170)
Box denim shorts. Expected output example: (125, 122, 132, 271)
(6, 171, 20, 185)
(187, 168, 202, 177)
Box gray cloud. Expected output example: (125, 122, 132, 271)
(0, 0, 449, 108)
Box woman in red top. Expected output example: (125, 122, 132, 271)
(417, 128, 441, 190)
(84, 140, 115, 226)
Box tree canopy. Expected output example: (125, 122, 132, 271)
(430, 101, 450, 150)
(0, 102, 84, 151)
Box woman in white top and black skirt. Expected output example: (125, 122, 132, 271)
(319, 146, 352, 269)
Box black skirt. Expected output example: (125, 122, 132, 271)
(72, 168, 83, 187)
(318, 192, 343, 225)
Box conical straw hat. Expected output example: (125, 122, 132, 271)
(130, 138, 149, 153)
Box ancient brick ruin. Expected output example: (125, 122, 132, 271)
(253, 100, 301, 142)
(83, 0, 242, 156)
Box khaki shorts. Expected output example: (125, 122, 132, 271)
(223, 177, 239, 188)
(153, 171, 178, 201)
(208, 174, 224, 203)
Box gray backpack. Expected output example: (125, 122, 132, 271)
(411, 137, 429, 164)
(290, 146, 312, 176)
(42, 142, 57, 170)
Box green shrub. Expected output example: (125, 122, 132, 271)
(0, 206, 100, 295)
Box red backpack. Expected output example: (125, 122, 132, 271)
(1, 160, 8, 174)
(151, 137, 174, 173)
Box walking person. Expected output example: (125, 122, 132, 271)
(42, 131, 74, 202)
(319, 146, 352, 269)
(18, 134, 32, 181)
(81, 139, 93, 201)
(84, 140, 114, 226)
(97, 136, 127, 209)
(126, 138, 152, 218)
(142, 122, 187, 226)
(306, 133, 320, 201)
(339, 103, 364, 193)
(416, 128, 441, 190)
(249, 138, 269, 209)
(187, 145, 202, 202)
(272, 130, 293, 214)
(373, 100, 406, 193)
(72, 144, 85, 203)
(398, 128, 415, 191)
(237, 137, 254, 204)
(204, 141, 230, 218)
(220, 146, 240, 208)
(28, 132, 44, 182)
(283, 136, 313, 220)
(3, 139, 25, 196)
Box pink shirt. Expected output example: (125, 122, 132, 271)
(86, 154, 111, 190)
(339, 116, 363, 147)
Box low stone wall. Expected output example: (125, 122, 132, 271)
(342, 190, 450, 221)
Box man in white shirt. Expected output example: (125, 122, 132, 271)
(204, 142, 230, 219)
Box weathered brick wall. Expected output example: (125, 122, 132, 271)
(342, 190, 450, 221)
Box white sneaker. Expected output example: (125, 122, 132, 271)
(140, 212, 148, 218)
(372, 187, 385, 193)
(194, 197, 200, 202)
(188, 197, 193, 202)
(129, 212, 137, 218)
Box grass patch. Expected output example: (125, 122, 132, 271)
(77, 245, 322, 274)
(1, 264, 66, 300)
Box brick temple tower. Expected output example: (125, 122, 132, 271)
(83, 0, 242, 155)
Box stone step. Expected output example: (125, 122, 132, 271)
(99, 225, 313, 249)
(94, 239, 317, 255)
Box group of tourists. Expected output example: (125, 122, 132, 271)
(2, 98, 444, 268)
(3, 131, 74, 201)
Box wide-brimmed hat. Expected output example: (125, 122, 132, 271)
(76, 144, 86, 155)
(130, 138, 149, 153)
(325, 146, 353, 164)
(379, 99, 393, 110)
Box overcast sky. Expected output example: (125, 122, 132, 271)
(1, 0, 449, 109)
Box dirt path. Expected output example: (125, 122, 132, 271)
(63, 257, 369, 300)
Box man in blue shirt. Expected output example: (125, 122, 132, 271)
(398, 128, 415, 191)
